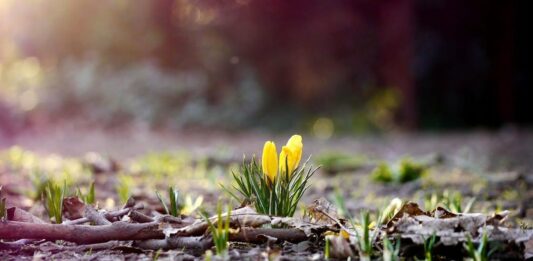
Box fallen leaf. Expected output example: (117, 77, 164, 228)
(271, 216, 337, 237)
(306, 197, 340, 225)
(62, 196, 86, 220)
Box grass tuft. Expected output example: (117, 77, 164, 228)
(355, 211, 375, 260)
(222, 157, 317, 217)
(424, 190, 475, 213)
(464, 228, 497, 261)
(382, 237, 400, 261)
(203, 203, 231, 257)
(76, 181, 96, 205)
(156, 186, 180, 217)
(423, 233, 437, 261)
(45, 180, 66, 224)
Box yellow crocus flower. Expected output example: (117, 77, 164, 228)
(287, 134, 303, 168)
(262, 141, 278, 183)
(279, 135, 303, 176)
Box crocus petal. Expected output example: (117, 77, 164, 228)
(262, 141, 278, 183)
(279, 146, 297, 176)
(286, 135, 303, 169)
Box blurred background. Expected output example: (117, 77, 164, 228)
(2, 1, 533, 238)
(0, 0, 531, 142)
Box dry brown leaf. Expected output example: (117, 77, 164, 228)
(306, 197, 340, 226)
(271, 216, 337, 237)
(431, 206, 458, 219)
(63, 196, 86, 220)
(388, 210, 533, 246)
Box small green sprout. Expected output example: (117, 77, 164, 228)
(116, 174, 134, 204)
(381, 198, 403, 223)
(382, 237, 400, 261)
(0, 198, 6, 221)
(424, 190, 475, 213)
(152, 249, 162, 261)
(442, 190, 475, 213)
(464, 229, 496, 261)
(332, 189, 347, 219)
(333, 192, 381, 260)
(324, 237, 331, 259)
(0, 186, 6, 221)
(355, 211, 374, 260)
(444, 190, 462, 212)
(203, 204, 231, 257)
(424, 192, 439, 212)
(156, 186, 180, 217)
(372, 158, 427, 184)
(76, 181, 95, 205)
(423, 233, 437, 261)
(181, 195, 203, 216)
(45, 180, 66, 224)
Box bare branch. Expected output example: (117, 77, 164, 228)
(135, 236, 212, 251)
(0, 221, 164, 244)
(63, 204, 142, 225)
(230, 228, 308, 243)
(85, 206, 112, 225)
(129, 210, 154, 223)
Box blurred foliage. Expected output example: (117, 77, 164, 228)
(128, 151, 224, 193)
(0, 0, 402, 132)
(371, 158, 428, 184)
(116, 173, 134, 205)
(0, 146, 88, 201)
(315, 152, 367, 174)
(424, 190, 475, 213)
(0, 146, 224, 211)
(130, 151, 192, 178)
(76, 181, 96, 205)
(181, 195, 204, 216)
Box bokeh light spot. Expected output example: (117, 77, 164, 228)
(312, 117, 334, 140)
(19, 89, 38, 111)
(230, 56, 239, 64)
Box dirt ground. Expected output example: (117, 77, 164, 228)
(1, 126, 532, 260)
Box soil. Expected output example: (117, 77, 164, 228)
(1, 126, 532, 260)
